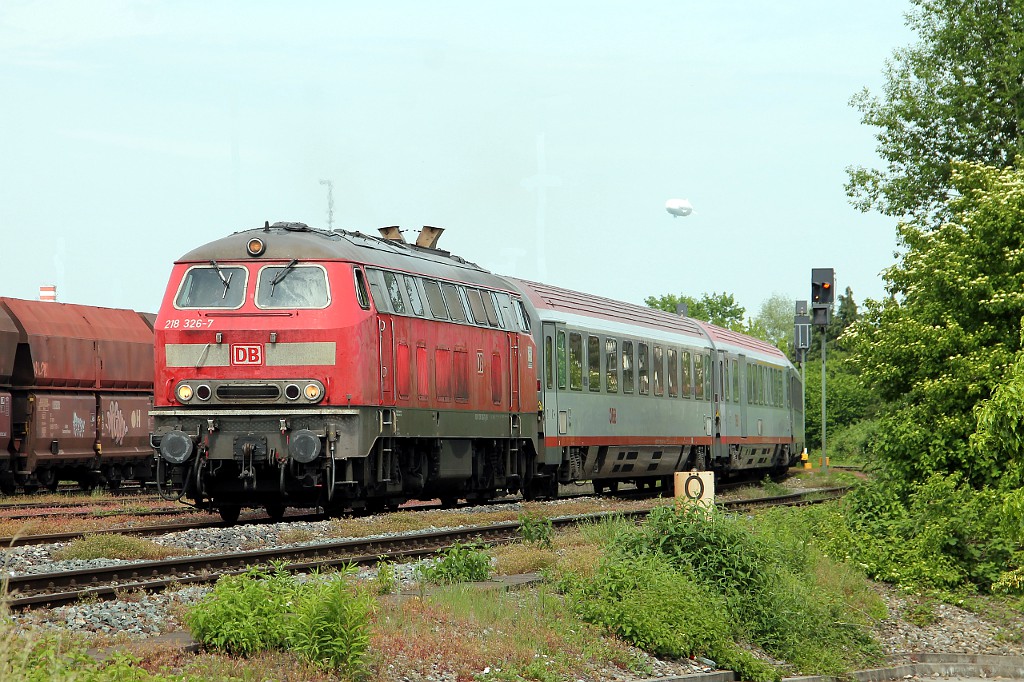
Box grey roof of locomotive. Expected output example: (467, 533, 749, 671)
(176, 222, 512, 291)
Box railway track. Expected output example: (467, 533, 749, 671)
(4, 486, 848, 611)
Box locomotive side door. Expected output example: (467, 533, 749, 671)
(378, 316, 395, 406)
(508, 331, 520, 413)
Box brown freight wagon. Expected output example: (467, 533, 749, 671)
(0, 297, 154, 493)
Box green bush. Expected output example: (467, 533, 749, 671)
(608, 504, 883, 676)
(374, 558, 397, 595)
(186, 563, 374, 677)
(826, 418, 880, 466)
(416, 542, 491, 584)
(288, 577, 375, 672)
(0, 641, 157, 682)
(186, 565, 295, 656)
(560, 551, 779, 682)
(812, 475, 1019, 592)
(518, 512, 553, 548)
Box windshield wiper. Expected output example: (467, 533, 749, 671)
(209, 260, 233, 300)
(269, 259, 298, 297)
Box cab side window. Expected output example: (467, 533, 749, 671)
(354, 269, 371, 310)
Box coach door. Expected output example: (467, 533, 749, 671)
(541, 322, 566, 440)
(738, 354, 748, 438)
(711, 351, 728, 462)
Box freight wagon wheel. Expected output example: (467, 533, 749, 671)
(265, 503, 286, 521)
(38, 469, 58, 492)
(219, 505, 241, 525)
(0, 480, 14, 496)
(22, 484, 39, 495)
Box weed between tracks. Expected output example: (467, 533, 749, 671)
(0, 473, 977, 681)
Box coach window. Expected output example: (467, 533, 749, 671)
(667, 348, 678, 398)
(545, 335, 554, 390)
(638, 342, 650, 395)
(557, 330, 567, 390)
(622, 340, 635, 393)
(694, 353, 704, 400)
(382, 272, 406, 314)
(354, 269, 371, 310)
(721, 358, 729, 402)
(403, 275, 425, 316)
(569, 332, 583, 391)
(681, 350, 692, 397)
(176, 264, 248, 309)
(441, 284, 468, 323)
(588, 335, 601, 392)
(731, 359, 740, 402)
(605, 338, 618, 393)
(652, 345, 664, 396)
(704, 353, 712, 401)
(422, 280, 448, 320)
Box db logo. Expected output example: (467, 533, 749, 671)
(231, 344, 263, 365)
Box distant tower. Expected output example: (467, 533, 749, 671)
(39, 285, 57, 302)
(319, 179, 335, 229)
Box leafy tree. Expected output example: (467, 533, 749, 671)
(644, 292, 746, 331)
(749, 292, 795, 355)
(845, 162, 1024, 488)
(846, 0, 1024, 222)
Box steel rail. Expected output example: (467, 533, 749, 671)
(4, 487, 848, 610)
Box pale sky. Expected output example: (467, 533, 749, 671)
(0, 1, 913, 317)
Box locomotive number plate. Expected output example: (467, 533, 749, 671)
(230, 344, 264, 366)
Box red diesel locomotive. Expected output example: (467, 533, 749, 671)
(152, 223, 539, 522)
(152, 222, 803, 522)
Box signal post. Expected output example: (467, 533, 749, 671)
(810, 268, 834, 471)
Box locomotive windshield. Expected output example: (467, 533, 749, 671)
(256, 264, 329, 309)
(175, 265, 247, 308)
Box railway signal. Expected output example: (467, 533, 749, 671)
(810, 268, 835, 471)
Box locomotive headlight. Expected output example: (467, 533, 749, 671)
(160, 430, 194, 464)
(289, 429, 322, 463)
(176, 384, 194, 402)
(246, 237, 266, 257)
(303, 382, 323, 401)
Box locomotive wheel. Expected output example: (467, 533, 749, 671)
(265, 503, 286, 522)
(219, 505, 241, 525)
(440, 496, 458, 508)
